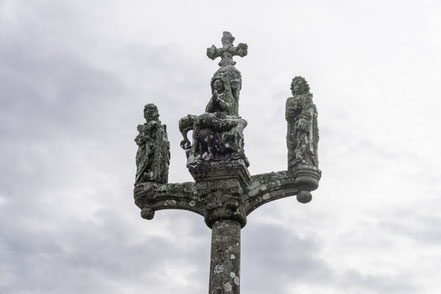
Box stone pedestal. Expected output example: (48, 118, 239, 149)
(191, 160, 250, 228)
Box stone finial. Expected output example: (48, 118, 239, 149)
(207, 31, 248, 67)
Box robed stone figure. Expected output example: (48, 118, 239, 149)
(286, 76, 319, 170)
(135, 103, 170, 184)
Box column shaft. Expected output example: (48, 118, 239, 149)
(208, 220, 241, 294)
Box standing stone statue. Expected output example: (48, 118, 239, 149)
(286, 76, 319, 170)
(135, 103, 170, 184)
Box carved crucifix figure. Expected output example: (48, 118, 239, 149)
(133, 32, 321, 294)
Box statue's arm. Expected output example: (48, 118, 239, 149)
(205, 95, 216, 113)
(149, 121, 160, 132)
(134, 124, 144, 145)
(135, 131, 147, 145)
(215, 95, 231, 110)
(285, 98, 297, 121)
(134, 134, 141, 145)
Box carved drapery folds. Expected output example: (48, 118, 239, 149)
(286, 76, 319, 170)
(135, 104, 170, 184)
(285, 76, 320, 203)
(179, 114, 248, 168)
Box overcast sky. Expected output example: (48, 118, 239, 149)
(1, 1, 441, 293)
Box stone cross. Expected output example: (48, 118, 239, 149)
(206, 31, 248, 67)
(133, 32, 321, 294)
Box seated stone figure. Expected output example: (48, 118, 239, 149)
(192, 113, 242, 162)
(135, 104, 170, 184)
(205, 76, 238, 116)
(179, 74, 248, 167)
(286, 76, 319, 170)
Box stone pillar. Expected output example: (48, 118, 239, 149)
(209, 219, 241, 294)
(190, 161, 249, 294)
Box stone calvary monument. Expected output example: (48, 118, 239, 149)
(133, 31, 321, 294)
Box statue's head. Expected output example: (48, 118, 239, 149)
(211, 75, 230, 94)
(291, 76, 310, 95)
(212, 78, 225, 93)
(144, 103, 159, 122)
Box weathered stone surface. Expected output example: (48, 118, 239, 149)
(209, 220, 241, 294)
(207, 31, 247, 67)
(189, 159, 250, 184)
(198, 178, 247, 228)
(286, 76, 319, 170)
(134, 181, 204, 219)
(244, 167, 321, 214)
(291, 164, 321, 193)
(179, 114, 249, 167)
(212, 65, 243, 105)
(135, 104, 170, 184)
(206, 75, 238, 116)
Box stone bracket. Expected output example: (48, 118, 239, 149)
(244, 166, 321, 216)
(134, 164, 321, 226)
(134, 182, 204, 220)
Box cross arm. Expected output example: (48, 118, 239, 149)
(207, 43, 248, 58)
(231, 43, 248, 57)
(206, 45, 222, 60)
(243, 166, 321, 216)
(243, 171, 299, 216)
(134, 182, 205, 220)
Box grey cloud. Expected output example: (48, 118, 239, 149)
(0, 202, 210, 294)
(0, 4, 211, 294)
(378, 206, 441, 245)
(242, 222, 334, 294)
(339, 270, 418, 294)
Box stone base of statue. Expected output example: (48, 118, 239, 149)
(189, 159, 250, 184)
(291, 165, 321, 190)
(190, 159, 250, 228)
(291, 165, 321, 203)
(178, 113, 251, 229)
